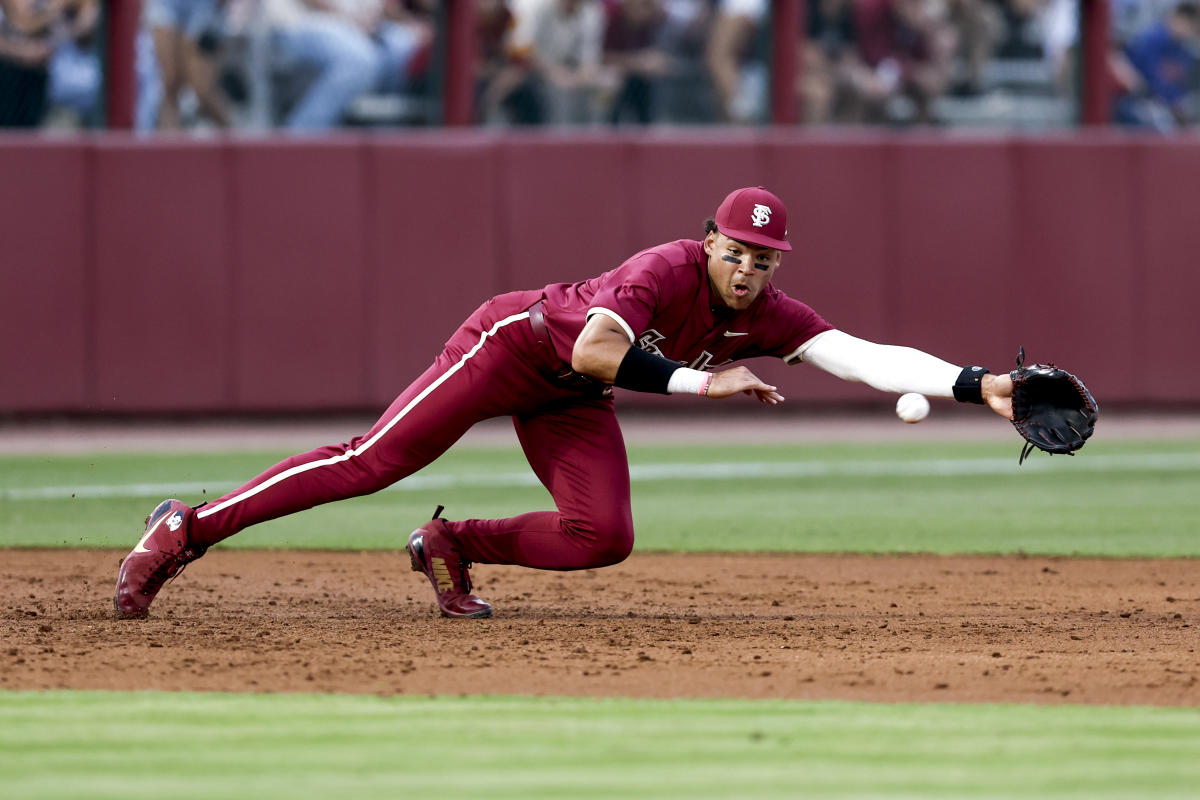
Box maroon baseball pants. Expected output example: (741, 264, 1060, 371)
(189, 293, 634, 570)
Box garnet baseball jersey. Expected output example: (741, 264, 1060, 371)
(540, 239, 833, 372)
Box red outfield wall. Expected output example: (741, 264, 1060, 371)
(0, 131, 1194, 414)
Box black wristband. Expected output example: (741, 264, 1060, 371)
(614, 347, 681, 395)
(953, 365, 990, 404)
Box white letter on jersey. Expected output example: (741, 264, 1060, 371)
(638, 330, 666, 356)
(689, 351, 730, 371)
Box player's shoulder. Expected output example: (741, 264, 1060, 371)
(595, 240, 704, 308)
(627, 238, 705, 268)
(616, 239, 705, 283)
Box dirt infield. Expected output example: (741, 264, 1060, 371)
(3, 413, 1197, 706)
(3, 549, 1196, 707)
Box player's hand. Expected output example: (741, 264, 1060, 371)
(982, 373, 1014, 420)
(706, 367, 785, 405)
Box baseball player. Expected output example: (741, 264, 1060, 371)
(115, 186, 1015, 620)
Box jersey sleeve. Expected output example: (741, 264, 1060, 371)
(586, 252, 687, 343)
(761, 294, 835, 364)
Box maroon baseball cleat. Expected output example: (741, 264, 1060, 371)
(114, 499, 207, 618)
(407, 506, 492, 619)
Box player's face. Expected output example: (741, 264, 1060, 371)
(703, 232, 781, 311)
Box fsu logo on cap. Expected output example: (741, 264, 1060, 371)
(714, 186, 792, 251)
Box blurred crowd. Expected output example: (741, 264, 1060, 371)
(0, 0, 1197, 132)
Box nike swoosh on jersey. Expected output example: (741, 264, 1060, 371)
(132, 513, 169, 553)
(723, 331, 749, 337)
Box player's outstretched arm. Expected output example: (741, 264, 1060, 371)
(801, 330, 1013, 418)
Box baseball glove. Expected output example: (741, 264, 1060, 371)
(1009, 347, 1099, 464)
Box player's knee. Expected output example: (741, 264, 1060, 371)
(590, 530, 634, 568)
(579, 514, 634, 568)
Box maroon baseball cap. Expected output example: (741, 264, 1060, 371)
(713, 186, 791, 251)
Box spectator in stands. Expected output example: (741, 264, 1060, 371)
(263, 0, 381, 130)
(0, 0, 54, 127)
(44, 0, 100, 128)
(373, 0, 435, 96)
(1113, 0, 1200, 131)
(0, 0, 96, 128)
(517, 0, 608, 125)
(992, 0, 1045, 59)
(1111, 0, 1177, 43)
(477, 0, 753, 126)
(476, 0, 513, 78)
(705, 0, 768, 123)
(137, 25, 164, 131)
(801, 0, 857, 123)
(844, 0, 955, 125)
(944, 0, 1002, 97)
(475, 0, 542, 124)
(602, 0, 671, 124)
(251, 1, 433, 129)
(146, 0, 234, 129)
(642, 0, 718, 122)
(961, 0, 1076, 95)
(1040, 0, 1077, 90)
(1109, 0, 1165, 103)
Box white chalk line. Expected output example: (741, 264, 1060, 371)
(3, 453, 1199, 502)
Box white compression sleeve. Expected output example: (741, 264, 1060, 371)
(798, 330, 962, 397)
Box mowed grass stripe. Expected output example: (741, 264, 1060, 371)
(5, 451, 1200, 501)
(2, 692, 1199, 800)
(2, 440, 1198, 555)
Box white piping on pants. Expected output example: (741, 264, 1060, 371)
(195, 311, 532, 520)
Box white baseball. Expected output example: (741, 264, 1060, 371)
(896, 392, 930, 423)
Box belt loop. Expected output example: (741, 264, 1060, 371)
(526, 300, 606, 396)
(528, 300, 548, 346)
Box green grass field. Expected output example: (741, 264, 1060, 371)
(3, 693, 1200, 800)
(3, 438, 1199, 556)
(3, 435, 1199, 799)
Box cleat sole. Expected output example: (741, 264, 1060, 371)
(442, 607, 493, 619)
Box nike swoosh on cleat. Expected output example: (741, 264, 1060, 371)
(132, 514, 169, 554)
(723, 331, 749, 337)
